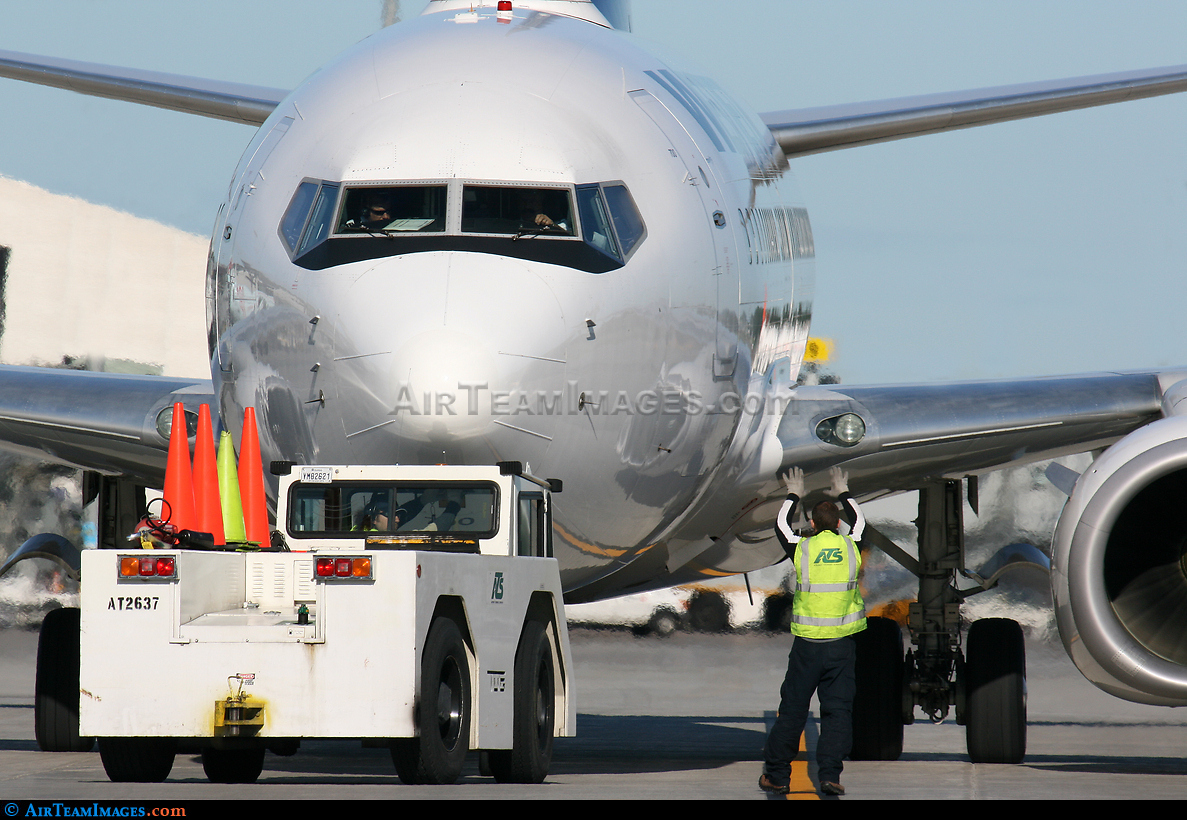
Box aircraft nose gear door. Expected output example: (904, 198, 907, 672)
(630, 90, 739, 379)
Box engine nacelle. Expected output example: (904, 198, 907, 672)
(1052, 414, 1187, 705)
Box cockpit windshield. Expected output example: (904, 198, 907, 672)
(283, 178, 643, 274)
(461, 185, 575, 237)
(335, 185, 447, 234)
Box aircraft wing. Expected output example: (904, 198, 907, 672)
(762, 64, 1187, 158)
(0, 49, 286, 125)
(774, 369, 1187, 497)
(0, 365, 214, 487)
(5, 46, 1186, 151)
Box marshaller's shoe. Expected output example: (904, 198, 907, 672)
(820, 781, 846, 796)
(759, 774, 790, 795)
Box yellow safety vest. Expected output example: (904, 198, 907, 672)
(790, 530, 867, 639)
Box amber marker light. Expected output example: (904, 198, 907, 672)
(119, 556, 140, 577)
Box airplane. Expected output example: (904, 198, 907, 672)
(1, 0, 1186, 770)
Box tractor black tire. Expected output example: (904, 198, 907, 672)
(35, 607, 94, 752)
(98, 737, 176, 782)
(391, 617, 471, 784)
(202, 747, 266, 783)
(488, 620, 556, 783)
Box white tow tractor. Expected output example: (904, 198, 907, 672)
(39, 461, 574, 785)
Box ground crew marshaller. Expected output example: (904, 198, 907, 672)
(760, 466, 866, 797)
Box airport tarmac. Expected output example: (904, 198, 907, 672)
(0, 624, 1185, 801)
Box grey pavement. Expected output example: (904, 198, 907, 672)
(0, 625, 1184, 800)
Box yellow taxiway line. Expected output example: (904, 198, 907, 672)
(785, 732, 820, 800)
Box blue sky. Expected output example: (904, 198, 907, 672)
(0, 0, 1184, 385)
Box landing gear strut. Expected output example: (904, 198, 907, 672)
(855, 479, 1029, 764)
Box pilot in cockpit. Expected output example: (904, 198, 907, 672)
(520, 190, 571, 234)
(359, 194, 395, 231)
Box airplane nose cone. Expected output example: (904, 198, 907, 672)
(394, 327, 498, 424)
(333, 252, 568, 459)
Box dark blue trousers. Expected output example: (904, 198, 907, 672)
(762, 635, 856, 786)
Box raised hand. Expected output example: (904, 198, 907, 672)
(829, 466, 849, 496)
(779, 466, 805, 497)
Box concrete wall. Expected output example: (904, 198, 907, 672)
(0, 176, 209, 377)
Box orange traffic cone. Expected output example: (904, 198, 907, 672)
(238, 407, 269, 547)
(192, 404, 225, 545)
(162, 402, 196, 534)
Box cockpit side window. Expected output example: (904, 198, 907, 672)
(296, 183, 339, 257)
(336, 185, 447, 234)
(461, 186, 575, 237)
(575, 185, 621, 260)
(279, 180, 319, 253)
(602, 183, 646, 258)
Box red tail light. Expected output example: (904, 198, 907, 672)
(119, 554, 177, 579)
(316, 556, 373, 580)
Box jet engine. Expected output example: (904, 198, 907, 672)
(1051, 406, 1187, 706)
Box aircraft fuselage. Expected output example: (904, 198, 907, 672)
(206, 9, 812, 597)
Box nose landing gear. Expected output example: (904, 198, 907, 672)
(851, 480, 1030, 764)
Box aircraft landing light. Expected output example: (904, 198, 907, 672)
(815, 413, 866, 448)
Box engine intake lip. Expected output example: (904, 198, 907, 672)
(1070, 437, 1187, 702)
